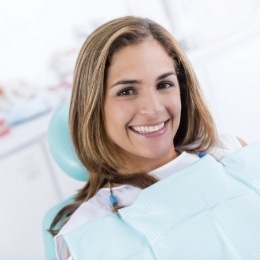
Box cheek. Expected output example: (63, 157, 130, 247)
(168, 94, 182, 114)
(104, 101, 133, 133)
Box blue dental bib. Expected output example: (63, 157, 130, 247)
(63, 141, 260, 260)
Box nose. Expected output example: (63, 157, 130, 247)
(139, 90, 164, 116)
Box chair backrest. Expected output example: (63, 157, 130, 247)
(42, 102, 88, 259)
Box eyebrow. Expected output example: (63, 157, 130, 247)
(157, 71, 176, 81)
(111, 71, 176, 88)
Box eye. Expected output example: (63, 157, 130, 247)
(157, 81, 174, 90)
(116, 87, 136, 96)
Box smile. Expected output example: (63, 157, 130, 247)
(130, 121, 167, 134)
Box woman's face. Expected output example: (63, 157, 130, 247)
(104, 38, 181, 172)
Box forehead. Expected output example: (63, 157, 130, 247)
(107, 39, 175, 79)
(110, 38, 170, 63)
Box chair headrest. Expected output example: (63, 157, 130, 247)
(48, 102, 88, 181)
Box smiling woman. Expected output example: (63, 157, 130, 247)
(49, 16, 255, 259)
(104, 39, 181, 173)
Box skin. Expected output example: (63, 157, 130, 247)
(104, 38, 181, 173)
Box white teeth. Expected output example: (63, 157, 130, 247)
(132, 122, 165, 134)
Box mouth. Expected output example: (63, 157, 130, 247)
(129, 119, 169, 134)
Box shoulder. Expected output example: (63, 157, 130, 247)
(58, 188, 113, 235)
(58, 184, 141, 235)
(54, 184, 141, 259)
(55, 189, 113, 259)
(208, 134, 244, 160)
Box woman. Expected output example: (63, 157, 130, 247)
(51, 16, 249, 259)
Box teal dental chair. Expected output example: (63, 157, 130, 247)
(42, 103, 88, 260)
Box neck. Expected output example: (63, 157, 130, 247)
(121, 149, 179, 174)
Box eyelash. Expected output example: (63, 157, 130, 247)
(116, 81, 175, 96)
(116, 87, 136, 96)
(156, 81, 174, 89)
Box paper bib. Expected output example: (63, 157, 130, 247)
(64, 141, 260, 260)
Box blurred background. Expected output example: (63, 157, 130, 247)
(0, 0, 260, 259)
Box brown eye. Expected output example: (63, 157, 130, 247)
(117, 87, 136, 96)
(157, 81, 174, 90)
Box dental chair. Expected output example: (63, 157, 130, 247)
(42, 103, 88, 260)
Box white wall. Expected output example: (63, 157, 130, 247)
(0, 0, 260, 259)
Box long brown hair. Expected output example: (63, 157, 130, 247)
(50, 16, 216, 235)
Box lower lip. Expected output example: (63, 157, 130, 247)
(130, 120, 169, 138)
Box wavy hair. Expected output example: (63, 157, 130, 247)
(50, 16, 217, 235)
